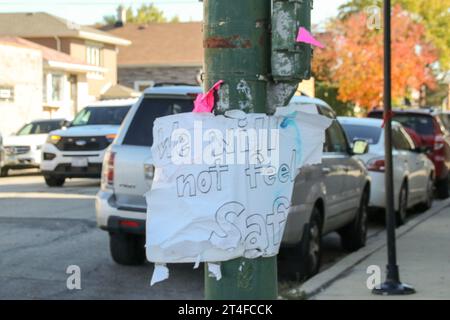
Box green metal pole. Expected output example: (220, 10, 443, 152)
(203, 0, 278, 300)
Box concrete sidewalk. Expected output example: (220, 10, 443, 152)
(306, 200, 450, 300)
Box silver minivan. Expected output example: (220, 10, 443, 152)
(96, 89, 371, 280)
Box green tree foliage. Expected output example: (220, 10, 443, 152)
(338, 0, 450, 69)
(315, 82, 356, 116)
(103, 4, 180, 25)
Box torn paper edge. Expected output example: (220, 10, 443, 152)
(207, 263, 222, 281)
(150, 264, 169, 286)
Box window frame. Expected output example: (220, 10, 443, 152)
(317, 105, 350, 154)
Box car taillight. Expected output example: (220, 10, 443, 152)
(102, 151, 116, 189)
(120, 220, 141, 228)
(367, 158, 385, 172)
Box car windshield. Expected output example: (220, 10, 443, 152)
(16, 121, 62, 135)
(123, 97, 194, 147)
(341, 124, 382, 145)
(71, 106, 130, 127)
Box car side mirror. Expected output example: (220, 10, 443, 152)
(352, 139, 369, 155)
(62, 120, 71, 128)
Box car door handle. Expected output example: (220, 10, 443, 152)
(322, 167, 331, 174)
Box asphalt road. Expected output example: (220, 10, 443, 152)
(0, 170, 423, 299)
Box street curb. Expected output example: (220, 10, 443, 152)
(286, 198, 450, 300)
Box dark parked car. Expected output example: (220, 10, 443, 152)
(368, 109, 450, 198)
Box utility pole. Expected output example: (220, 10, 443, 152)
(203, 0, 275, 299)
(372, 0, 415, 296)
(203, 0, 312, 299)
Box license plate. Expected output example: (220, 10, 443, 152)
(71, 157, 88, 167)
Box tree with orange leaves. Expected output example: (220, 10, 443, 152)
(313, 4, 438, 110)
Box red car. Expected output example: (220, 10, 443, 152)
(368, 109, 450, 198)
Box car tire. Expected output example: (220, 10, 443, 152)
(285, 207, 323, 281)
(0, 167, 8, 177)
(44, 175, 65, 187)
(436, 175, 449, 199)
(339, 188, 369, 252)
(418, 175, 434, 212)
(396, 182, 408, 226)
(109, 233, 146, 266)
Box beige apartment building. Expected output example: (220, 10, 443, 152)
(0, 12, 130, 101)
(0, 37, 105, 135)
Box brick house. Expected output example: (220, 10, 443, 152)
(0, 12, 131, 101)
(104, 22, 203, 92)
(0, 37, 99, 135)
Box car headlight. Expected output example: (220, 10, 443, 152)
(106, 134, 117, 143)
(4, 146, 13, 155)
(47, 135, 62, 144)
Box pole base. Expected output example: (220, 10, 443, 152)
(372, 281, 416, 296)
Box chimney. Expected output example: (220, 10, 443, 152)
(115, 5, 127, 27)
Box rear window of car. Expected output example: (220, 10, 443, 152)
(341, 124, 382, 145)
(369, 112, 434, 135)
(123, 97, 194, 147)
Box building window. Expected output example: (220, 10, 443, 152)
(86, 43, 104, 79)
(44, 73, 65, 104)
(51, 74, 64, 102)
(86, 45, 102, 67)
(0, 86, 14, 102)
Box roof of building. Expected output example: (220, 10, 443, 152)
(0, 37, 101, 73)
(104, 22, 203, 66)
(0, 12, 130, 46)
(0, 36, 83, 64)
(100, 84, 141, 101)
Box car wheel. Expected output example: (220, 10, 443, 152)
(396, 182, 408, 226)
(305, 210, 323, 278)
(109, 233, 146, 266)
(418, 175, 434, 212)
(339, 188, 369, 252)
(44, 175, 65, 187)
(0, 167, 8, 177)
(436, 175, 449, 199)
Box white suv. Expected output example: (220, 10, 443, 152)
(96, 86, 202, 265)
(40, 99, 137, 187)
(2, 119, 65, 177)
(96, 89, 371, 281)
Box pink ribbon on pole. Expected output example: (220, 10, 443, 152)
(193, 80, 224, 113)
(296, 27, 325, 49)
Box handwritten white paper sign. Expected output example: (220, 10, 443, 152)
(146, 107, 331, 267)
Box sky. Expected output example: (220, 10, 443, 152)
(0, 0, 348, 25)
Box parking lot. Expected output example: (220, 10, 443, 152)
(2, 170, 437, 299)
